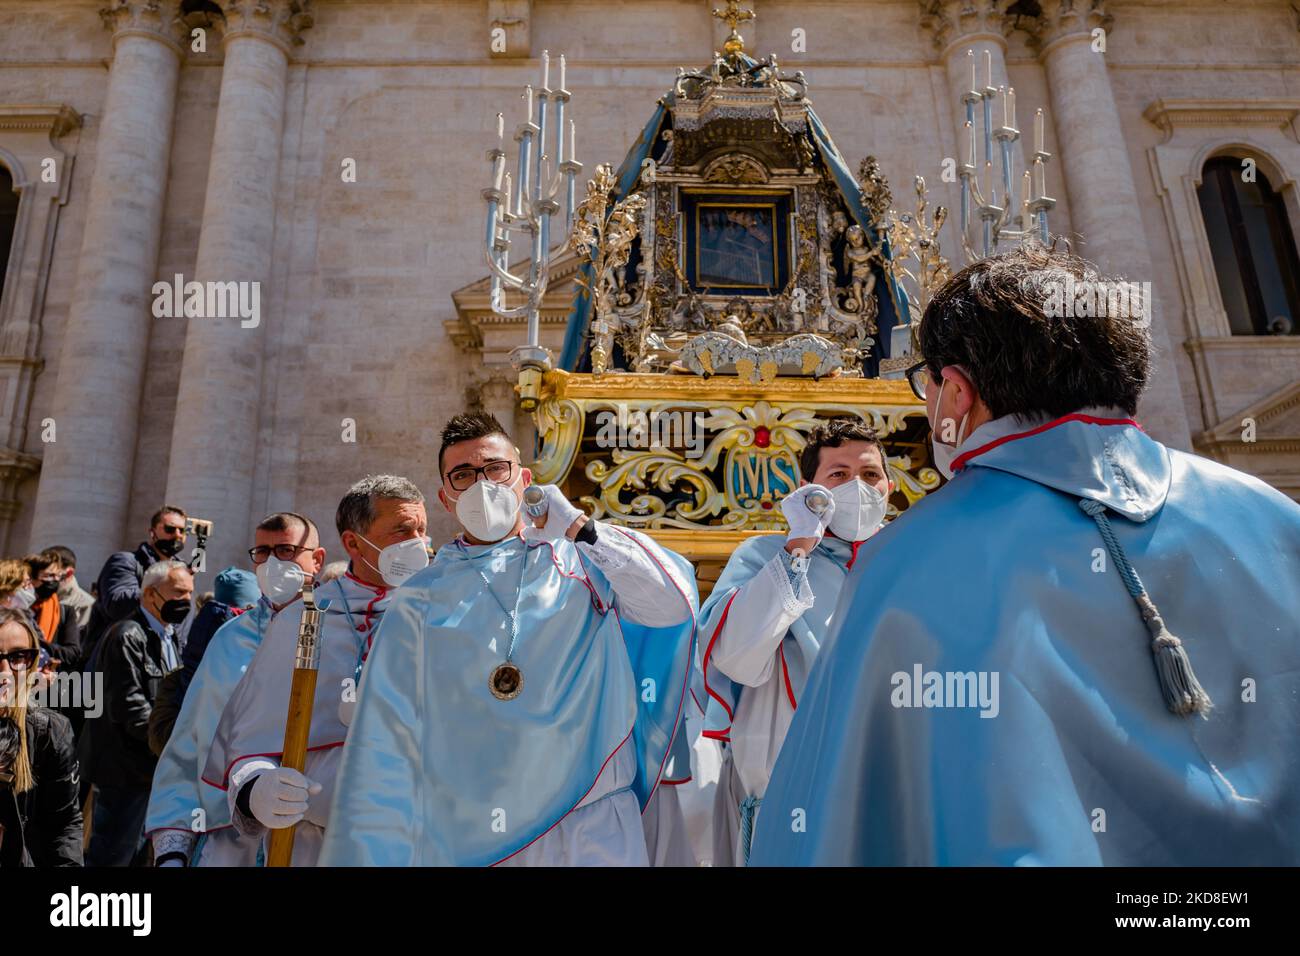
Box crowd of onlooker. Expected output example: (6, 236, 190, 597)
(0, 505, 285, 867)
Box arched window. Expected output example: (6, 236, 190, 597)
(1197, 156, 1300, 336)
(0, 164, 18, 303)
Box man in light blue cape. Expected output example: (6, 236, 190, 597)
(699, 419, 891, 865)
(752, 246, 1300, 866)
(146, 517, 324, 866)
(146, 602, 270, 866)
(202, 479, 428, 867)
(320, 412, 698, 866)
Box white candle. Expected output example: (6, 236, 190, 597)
(1008, 87, 1016, 130)
(985, 160, 993, 202)
(1000, 85, 1008, 127)
(1035, 109, 1044, 154)
(559, 54, 567, 90)
(1034, 157, 1045, 198)
(569, 119, 576, 161)
(1020, 170, 1031, 228)
(504, 171, 513, 214)
(966, 119, 975, 167)
(496, 111, 504, 140)
(984, 49, 992, 89)
(542, 50, 550, 91)
(968, 49, 976, 92)
(525, 84, 533, 119)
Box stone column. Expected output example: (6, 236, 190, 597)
(28, 1, 185, 570)
(163, 0, 311, 572)
(1028, 0, 1192, 449)
(920, 0, 1010, 176)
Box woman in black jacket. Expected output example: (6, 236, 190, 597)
(0, 607, 83, 866)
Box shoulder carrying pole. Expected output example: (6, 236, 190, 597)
(266, 579, 323, 867)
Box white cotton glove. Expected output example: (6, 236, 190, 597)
(781, 483, 835, 544)
(248, 766, 322, 830)
(520, 483, 585, 544)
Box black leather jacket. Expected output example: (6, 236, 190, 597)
(79, 609, 169, 789)
(0, 707, 83, 867)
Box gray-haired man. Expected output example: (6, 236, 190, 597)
(83, 558, 193, 866)
(203, 476, 427, 866)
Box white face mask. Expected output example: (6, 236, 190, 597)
(6, 587, 36, 611)
(827, 478, 887, 542)
(929, 376, 970, 481)
(452, 478, 521, 544)
(256, 556, 305, 606)
(356, 532, 429, 588)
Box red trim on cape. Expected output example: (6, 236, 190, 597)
(951, 413, 1142, 473)
(701, 589, 740, 727)
(847, 539, 864, 571)
(489, 731, 634, 866)
(145, 823, 234, 838)
(778, 644, 797, 710)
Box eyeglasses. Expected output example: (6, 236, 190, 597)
(905, 360, 935, 401)
(446, 459, 517, 492)
(248, 544, 311, 565)
(0, 648, 37, 669)
(160, 525, 186, 536)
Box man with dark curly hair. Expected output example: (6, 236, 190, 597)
(753, 245, 1300, 866)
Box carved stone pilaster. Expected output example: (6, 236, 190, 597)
(99, 0, 188, 53)
(488, 0, 531, 58)
(220, 0, 313, 53)
(29, 0, 185, 565)
(474, 376, 521, 439)
(0, 451, 41, 533)
(918, 0, 1006, 55)
(1018, 0, 1113, 55)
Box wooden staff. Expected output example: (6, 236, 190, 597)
(266, 579, 323, 867)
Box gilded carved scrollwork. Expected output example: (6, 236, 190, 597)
(530, 373, 939, 532)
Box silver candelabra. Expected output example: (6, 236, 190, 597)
(959, 49, 1056, 261)
(482, 50, 583, 405)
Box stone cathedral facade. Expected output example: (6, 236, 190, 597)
(1, 0, 1297, 579)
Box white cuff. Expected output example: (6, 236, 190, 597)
(575, 521, 636, 573)
(152, 829, 196, 862)
(228, 757, 277, 836)
(764, 551, 815, 619)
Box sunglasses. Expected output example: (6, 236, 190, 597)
(0, 648, 38, 669)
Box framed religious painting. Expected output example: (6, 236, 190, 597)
(681, 188, 793, 296)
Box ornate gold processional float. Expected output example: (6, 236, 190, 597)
(471, 2, 1053, 593)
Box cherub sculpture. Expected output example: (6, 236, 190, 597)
(842, 224, 880, 315)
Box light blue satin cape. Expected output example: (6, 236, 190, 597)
(319, 530, 698, 866)
(144, 601, 272, 850)
(751, 416, 1300, 866)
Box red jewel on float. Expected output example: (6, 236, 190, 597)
(761, 500, 773, 510)
(754, 426, 771, 447)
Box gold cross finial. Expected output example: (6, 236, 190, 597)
(712, 1, 755, 54)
